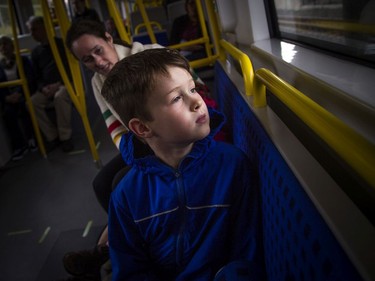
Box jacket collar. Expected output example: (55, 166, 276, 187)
(120, 108, 225, 172)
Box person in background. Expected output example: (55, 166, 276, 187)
(169, 0, 206, 61)
(101, 48, 264, 280)
(0, 36, 37, 161)
(27, 16, 74, 152)
(70, 0, 101, 23)
(66, 19, 164, 218)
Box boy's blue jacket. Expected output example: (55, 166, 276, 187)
(109, 109, 263, 281)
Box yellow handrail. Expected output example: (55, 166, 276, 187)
(40, 0, 101, 166)
(195, 0, 212, 58)
(135, 0, 157, 43)
(219, 39, 254, 96)
(0, 0, 47, 157)
(216, 38, 375, 187)
(168, 0, 217, 69)
(169, 38, 207, 49)
(106, 0, 132, 44)
(105, 0, 219, 69)
(53, 0, 84, 102)
(204, 0, 224, 61)
(253, 68, 375, 188)
(134, 21, 161, 34)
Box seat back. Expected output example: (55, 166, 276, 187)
(130, 6, 169, 35)
(214, 61, 363, 281)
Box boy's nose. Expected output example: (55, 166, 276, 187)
(191, 95, 202, 111)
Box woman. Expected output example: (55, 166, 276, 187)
(64, 19, 164, 279)
(0, 36, 37, 161)
(66, 20, 164, 214)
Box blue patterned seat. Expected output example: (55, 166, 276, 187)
(214, 62, 363, 281)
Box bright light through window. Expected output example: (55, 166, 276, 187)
(281, 41, 296, 63)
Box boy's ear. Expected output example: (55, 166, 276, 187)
(128, 118, 152, 138)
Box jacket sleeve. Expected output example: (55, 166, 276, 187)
(229, 155, 266, 281)
(108, 188, 160, 281)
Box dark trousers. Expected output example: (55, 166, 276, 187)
(93, 139, 152, 213)
(92, 153, 126, 213)
(2, 102, 33, 150)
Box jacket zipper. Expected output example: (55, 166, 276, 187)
(175, 170, 186, 267)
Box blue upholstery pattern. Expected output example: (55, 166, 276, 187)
(213, 62, 363, 281)
(132, 31, 169, 46)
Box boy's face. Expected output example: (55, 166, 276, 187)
(145, 66, 210, 145)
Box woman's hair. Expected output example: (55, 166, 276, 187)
(65, 19, 131, 56)
(101, 48, 191, 126)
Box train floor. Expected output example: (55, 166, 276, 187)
(0, 114, 117, 281)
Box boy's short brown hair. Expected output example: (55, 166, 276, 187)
(101, 48, 191, 126)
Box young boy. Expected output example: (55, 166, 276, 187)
(101, 48, 263, 281)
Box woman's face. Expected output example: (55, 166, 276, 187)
(71, 33, 119, 76)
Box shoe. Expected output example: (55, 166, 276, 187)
(62, 245, 109, 280)
(28, 139, 38, 152)
(45, 138, 60, 153)
(12, 146, 29, 161)
(61, 138, 74, 153)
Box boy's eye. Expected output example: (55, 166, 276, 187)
(172, 95, 182, 103)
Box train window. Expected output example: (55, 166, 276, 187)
(31, 0, 43, 17)
(268, 0, 375, 66)
(0, 0, 16, 36)
(0, 0, 44, 36)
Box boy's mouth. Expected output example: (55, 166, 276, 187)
(196, 113, 208, 124)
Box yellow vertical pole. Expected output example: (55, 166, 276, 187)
(6, 0, 47, 157)
(204, 0, 225, 61)
(195, 0, 212, 57)
(41, 0, 101, 166)
(52, 0, 85, 102)
(107, 0, 132, 44)
(135, 0, 157, 43)
(123, 0, 132, 37)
